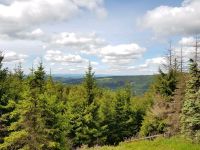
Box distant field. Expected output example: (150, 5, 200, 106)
(53, 75, 155, 95)
(81, 137, 200, 150)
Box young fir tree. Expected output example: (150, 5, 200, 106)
(14, 63, 24, 80)
(0, 52, 11, 144)
(181, 59, 200, 142)
(43, 73, 71, 149)
(0, 62, 70, 149)
(68, 63, 101, 147)
(83, 62, 96, 105)
(0, 56, 26, 149)
(108, 86, 139, 145)
(155, 68, 177, 97)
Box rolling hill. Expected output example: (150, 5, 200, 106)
(53, 75, 155, 95)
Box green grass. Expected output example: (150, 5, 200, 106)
(81, 137, 200, 150)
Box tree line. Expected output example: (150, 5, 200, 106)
(0, 53, 144, 149)
(0, 36, 200, 150)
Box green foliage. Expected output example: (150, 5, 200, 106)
(83, 63, 96, 105)
(0, 53, 17, 144)
(0, 63, 71, 149)
(68, 64, 102, 147)
(102, 86, 143, 145)
(155, 69, 177, 97)
(181, 59, 200, 143)
(140, 112, 167, 137)
(55, 75, 154, 95)
(1, 55, 188, 149)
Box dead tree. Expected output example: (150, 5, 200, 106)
(192, 35, 200, 64)
(163, 41, 176, 72)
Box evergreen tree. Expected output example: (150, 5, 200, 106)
(68, 63, 101, 147)
(155, 68, 177, 97)
(0, 62, 71, 149)
(181, 59, 200, 142)
(14, 63, 24, 80)
(108, 86, 141, 145)
(83, 62, 96, 105)
(0, 52, 13, 144)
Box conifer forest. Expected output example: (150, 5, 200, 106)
(0, 0, 200, 150)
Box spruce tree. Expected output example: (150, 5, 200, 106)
(0, 52, 13, 144)
(181, 59, 200, 142)
(108, 86, 141, 145)
(83, 62, 96, 105)
(68, 63, 100, 147)
(0, 62, 68, 149)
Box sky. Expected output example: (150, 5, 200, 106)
(0, 0, 199, 75)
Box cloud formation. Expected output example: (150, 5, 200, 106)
(3, 51, 28, 63)
(0, 0, 106, 37)
(99, 43, 146, 66)
(51, 32, 106, 54)
(44, 50, 87, 64)
(128, 57, 166, 74)
(140, 0, 200, 36)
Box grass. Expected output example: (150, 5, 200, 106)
(81, 137, 200, 150)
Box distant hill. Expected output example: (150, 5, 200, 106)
(53, 75, 155, 95)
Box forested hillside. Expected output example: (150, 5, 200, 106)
(0, 41, 200, 150)
(1, 0, 200, 149)
(53, 75, 154, 95)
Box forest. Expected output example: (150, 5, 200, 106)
(0, 39, 200, 150)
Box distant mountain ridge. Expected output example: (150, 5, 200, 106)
(53, 75, 155, 95)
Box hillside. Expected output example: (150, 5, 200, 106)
(81, 137, 200, 150)
(53, 75, 154, 95)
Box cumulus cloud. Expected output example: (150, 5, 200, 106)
(99, 43, 146, 66)
(51, 32, 106, 53)
(3, 51, 28, 63)
(44, 50, 87, 64)
(0, 0, 107, 37)
(178, 36, 196, 46)
(128, 57, 166, 74)
(176, 36, 199, 61)
(13, 28, 46, 40)
(140, 0, 200, 36)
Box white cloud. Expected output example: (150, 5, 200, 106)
(140, 0, 200, 36)
(179, 36, 196, 46)
(44, 50, 87, 64)
(13, 28, 45, 40)
(176, 36, 198, 61)
(128, 57, 166, 74)
(99, 43, 146, 66)
(0, 0, 106, 37)
(51, 32, 106, 53)
(3, 51, 28, 63)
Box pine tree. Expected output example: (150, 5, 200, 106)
(181, 59, 200, 142)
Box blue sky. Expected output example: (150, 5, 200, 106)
(0, 0, 199, 75)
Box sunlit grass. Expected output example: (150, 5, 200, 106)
(81, 136, 200, 150)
